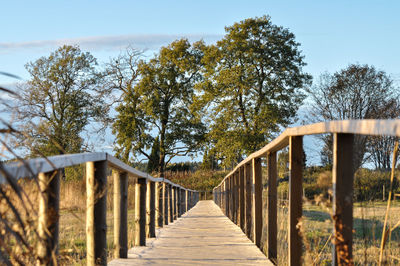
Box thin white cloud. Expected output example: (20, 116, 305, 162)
(0, 34, 222, 53)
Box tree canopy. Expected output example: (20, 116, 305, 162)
(14, 45, 105, 156)
(197, 16, 311, 167)
(306, 64, 400, 170)
(113, 39, 206, 176)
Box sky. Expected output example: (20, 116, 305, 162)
(1, 0, 400, 164)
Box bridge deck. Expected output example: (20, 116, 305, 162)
(109, 200, 272, 265)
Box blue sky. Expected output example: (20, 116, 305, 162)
(1, 0, 400, 164)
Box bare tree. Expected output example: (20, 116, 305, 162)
(306, 64, 399, 170)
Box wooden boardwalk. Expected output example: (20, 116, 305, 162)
(109, 200, 272, 265)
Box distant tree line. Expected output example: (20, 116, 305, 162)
(11, 15, 400, 178)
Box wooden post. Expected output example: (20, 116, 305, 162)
(37, 170, 60, 266)
(177, 188, 181, 217)
(155, 182, 163, 228)
(135, 178, 147, 246)
(172, 186, 176, 220)
(267, 152, 277, 261)
(169, 184, 173, 223)
(332, 133, 354, 265)
(149, 181, 156, 237)
(245, 163, 252, 238)
(174, 187, 178, 219)
(113, 171, 128, 258)
(288, 136, 303, 266)
(252, 158, 263, 248)
(163, 183, 168, 226)
(185, 190, 189, 212)
(146, 181, 151, 237)
(225, 180, 229, 216)
(86, 161, 107, 266)
(234, 172, 239, 225)
(239, 166, 245, 231)
(229, 176, 233, 221)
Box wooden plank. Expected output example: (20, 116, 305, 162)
(288, 136, 303, 266)
(109, 201, 273, 266)
(86, 160, 108, 266)
(113, 171, 128, 258)
(267, 152, 277, 261)
(239, 166, 245, 231)
(332, 133, 354, 265)
(135, 178, 147, 246)
(252, 158, 263, 248)
(37, 170, 60, 266)
(245, 163, 252, 238)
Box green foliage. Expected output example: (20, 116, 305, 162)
(113, 39, 206, 176)
(15, 45, 105, 156)
(197, 16, 311, 167)
(166, 161, 200, 172)
(201, 149, 219, 170)
(167, 169, 227, 192)
(354, 168, 399, 201)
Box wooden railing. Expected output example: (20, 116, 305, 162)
(0, 152, 199, 265)
(212, 119, 400, 265)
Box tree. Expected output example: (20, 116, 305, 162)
(113, 39, 206, 177)
(306, 64, 400, 170)
(198, 16, 311, 167)
(367, 100, 400, 170)
(14, 45, 105, 156)
(147, 136, 160, 173)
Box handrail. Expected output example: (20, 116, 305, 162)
(0, 152, 195, 191)
(217, 119, 400, 187)
(212, 119, 400, 265)
(0, 151, 199, 265)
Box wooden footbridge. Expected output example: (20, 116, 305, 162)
(1, 119, 400, 265)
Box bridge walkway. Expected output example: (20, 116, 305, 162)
(109, 200, 272, 265)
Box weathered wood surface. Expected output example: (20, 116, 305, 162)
(109, 201, 272, 265)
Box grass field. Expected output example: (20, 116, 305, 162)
(275, 199, 400, 265)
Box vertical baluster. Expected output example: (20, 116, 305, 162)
(332, 133, 354, 265)
(149, 181, 156, 237)
(288, 136, 303, 266)
(267, 152, 277, 262)
(155, 182, 163, 228)
(37, 170, 60, 265)
(163, 182, 168, 226)
(169, 184, 173, 223)
(239, 166, 245, 231)
(252, 158, 263, 248)
(113, 171, 128, 258)
(245, 163, 252, 238)
(86, 161, 107, 265)
(135, 178, 147, 246)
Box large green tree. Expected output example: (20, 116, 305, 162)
(198, 16, 311, 167)
(14, 45, 105, 156)
(113, 39, 206, 176)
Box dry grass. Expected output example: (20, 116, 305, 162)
(0, 167, 138, 265)
(272, 200, 400, 265)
